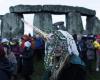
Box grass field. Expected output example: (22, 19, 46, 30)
(87, 60, 100, 80)
(87, 71, 100, 80)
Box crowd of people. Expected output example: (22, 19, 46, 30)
(0, 31, 100, 80)
(73, 34, 100, 72)
(55, 33, 100, 80)
(0, 34, 45, 80)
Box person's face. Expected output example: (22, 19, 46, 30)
(3, 47, 8, 57)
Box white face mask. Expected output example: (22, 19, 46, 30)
(24, 41, 31, 48)
(36, 34, 40, 38)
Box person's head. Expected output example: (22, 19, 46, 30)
(1, 38, 9, 47)
(35, 34, 40, 38)
(21, 34, 29, 41)
(28, 33, 31, 37)
(11, 38, 19, 46)
(1, 38, 9, 43)
(96, 35, 100, 42)
(24, 41, 31, 49)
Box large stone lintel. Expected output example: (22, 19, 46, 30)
(10, 5, 96, 16)
(10, 5, 42, 14)
(43, 5, 96, 16)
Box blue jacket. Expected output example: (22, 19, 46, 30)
(35, 37, 44, 49)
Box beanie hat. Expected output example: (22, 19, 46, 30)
(24, 41, 31, 48)
(1, 38, 9, 43)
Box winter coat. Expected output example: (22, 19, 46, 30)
(21, 47, 34, 76)
(93, 40, 100, 49)
(0, 57, 12, 80)
(11, 45, 22, 56)
(86, 40, 95, 60)
(0, 70, 10, 80)
(7, 52, 17, 75)
(93, 40, 100, 55)
(35, 37, 44, 49)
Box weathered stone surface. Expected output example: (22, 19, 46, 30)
(10, 5, 42, 14)
(75, 7, 96, 16)
(86, 16, 95, 34)
(1, 13, 24, 38)
(0, 15, 3, 36)
(66, 12, 83, 34)
(43, 5, 96, 16)
(10, 5, 96, 16)
(0, 15, 3, 19)
(0, 20, 2, 36)
(86, 16, 100, 34)
(33, 13, 53, 33)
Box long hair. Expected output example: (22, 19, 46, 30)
(0, 46, 5, 57)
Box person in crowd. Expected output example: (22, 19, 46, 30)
(77, 35, 88, 66)
(86, 36, 95, 72)
(34, 34, 45, 61)
(21, 34, 35, 50)
(6, 46, 17, 80)
(93, 35, 100, 71)
(44, 30, 86, 80)
(21, 34, 30, 49)
(1, 38, 18, 80)
(10, 39, 22, 75)
(56, 30, 86, 80)
(0, 46, 12, 80)
(76, 34, 82, 54)
(21, 41, 34, 80)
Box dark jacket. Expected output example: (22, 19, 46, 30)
(0, 57, 12, 80)
(21, 47, 34, 76)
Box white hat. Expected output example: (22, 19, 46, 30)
(1, 38, 9, 43)
(24, 41, 31, 48)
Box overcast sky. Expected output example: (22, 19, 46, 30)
(0, 0, 99, 35)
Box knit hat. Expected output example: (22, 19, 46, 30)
(24, 41, 31, 48)
(1, 38, 9, 43)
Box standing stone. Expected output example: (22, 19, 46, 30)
(86, 16, 100, 34)
(33, 13, 53, 33)
(1, 13, 24, 39)
(0, 15, 3, 37)
(86, 16, 95, 34)
(66, 12, 83, 34)
(0, 20, 1, 36)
